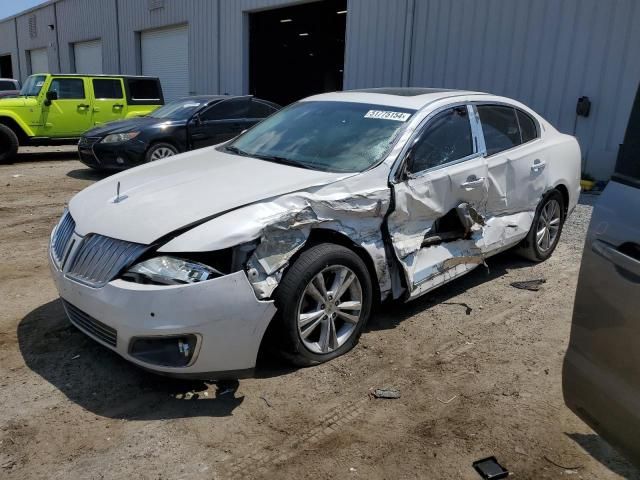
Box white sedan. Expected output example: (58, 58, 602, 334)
(49, 88, 580, 378)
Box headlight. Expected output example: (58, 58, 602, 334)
(124, 256, 222, 285)
(101, 131, 140, 144)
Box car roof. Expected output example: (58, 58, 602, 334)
(27, 73, 159, 80)
(0, 78, 18, 82)
(303, 87, 488, 110)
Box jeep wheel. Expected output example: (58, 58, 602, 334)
(0, 124, 19, 164)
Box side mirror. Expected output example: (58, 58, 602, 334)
(44, 90, 58, 106)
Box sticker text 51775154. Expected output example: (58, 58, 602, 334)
(364, 110, 411, 122)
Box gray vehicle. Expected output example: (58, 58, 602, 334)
(563, 83, 640, 466)
(0, 78, 20, 98)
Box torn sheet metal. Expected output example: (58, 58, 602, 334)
(160, 168, 395, 300)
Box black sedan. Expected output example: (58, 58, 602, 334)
(78, 95, 280, 170)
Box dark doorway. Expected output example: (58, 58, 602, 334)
(249, 0, 347, 106)
(0, 55, 13, 78)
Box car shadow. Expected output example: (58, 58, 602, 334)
(17, 299, 244, 419)
(66, 168, 114, 181)
(566, 433, 640, 479)
(367, 248, 533, 332)
(13, 150, 78, 163)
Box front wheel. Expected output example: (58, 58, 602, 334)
(274, 243, 373, 366)
(517, 189, 565, 262)
(0, 124, 19, 164)
(145, 142, 177, 163)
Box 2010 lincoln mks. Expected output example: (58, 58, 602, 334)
(49, 88, 580, 379)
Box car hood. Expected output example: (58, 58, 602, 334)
(0, 96, 38, 107)
(84, 116, 179, 137)
(69, 147, 352, 245)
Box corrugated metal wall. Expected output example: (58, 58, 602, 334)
(56, 0, 119, 73)
(0, 0, 638, 178)
(15, 4, 58, 76)
(0, 20, 20, 78)
(117, 0, 220, 96)
(405, 0, 640, 179)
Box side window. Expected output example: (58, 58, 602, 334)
(407, 106, 474, 174)
(127, 79, 161, 101)
(49, 78, 85, 99)
(93, 79, 123, 99)
(202, 98, 249, 121)
(248, 99, 277, 118)
(516, 109, 538, 143)
(477, 105, 521, 156)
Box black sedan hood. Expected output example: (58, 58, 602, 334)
(84, 117, 186, 137)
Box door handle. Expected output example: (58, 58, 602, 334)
(113, 104, 123, 109)
(592, 240, 640, 277)
(77, 104, 90, 110)
(460, 176, 486, 189)
(531, 159, 546, 172)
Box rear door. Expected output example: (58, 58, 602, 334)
(388, 104, 489, 298)
(41, 77, 93, 136)
(189, 97, 250, 149)
(563, 86, 640, 466)
(91, 78, 127, 126)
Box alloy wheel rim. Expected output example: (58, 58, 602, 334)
(296, 265, 363, 354)
(536, 199, 561, 252)
(150, 147, 175, 161)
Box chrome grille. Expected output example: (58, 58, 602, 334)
(51, 211, 76, 266)
(63, 300, 117, 347)
(66, 234, 149, 287)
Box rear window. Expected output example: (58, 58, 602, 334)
(517, 109, 538, 143)
(125, 78, 163, 105)
(0, 80, 16, 91)
(478, 105, 522, 156)
(93, 79, 123, 99)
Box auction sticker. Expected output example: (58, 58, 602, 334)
(364, 110, 411, 122)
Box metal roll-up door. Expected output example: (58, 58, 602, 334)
(141, 25, 189, 102)
(29, 48, 48, 74)
(74, 40, 103, 74)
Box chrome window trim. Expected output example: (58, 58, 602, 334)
(391, 102, 484, 181)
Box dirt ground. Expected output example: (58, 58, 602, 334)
(1, 147, 639, 480)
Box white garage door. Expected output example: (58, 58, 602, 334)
(29, 48, 48, 74)
(75, 39, 103, 74)
(141, 25, 189, 102)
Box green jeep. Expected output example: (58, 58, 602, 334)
(0, 74, 164, 163)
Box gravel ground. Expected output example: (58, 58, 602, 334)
(0, 151, 638, 480)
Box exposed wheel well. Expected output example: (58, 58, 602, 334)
(554, 184, 569, 213)
(295, 228, 382, 305)
(0, 117, 27, 143)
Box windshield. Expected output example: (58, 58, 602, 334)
(228, 101, 416, 172)
(149, 99, 205, 120)
(20, 75, 46, 96)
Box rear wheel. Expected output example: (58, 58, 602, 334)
(145, 142, 177, 163)
(274, 243, 373, 366)
(0, 124, 19, 164)
(517, 189, 565, 262)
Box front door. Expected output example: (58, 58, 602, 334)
(387, 105, 489, 299)
(189, 97, 251, 149)
(41, 77, 92, 136)
(91, 78, 127, 126)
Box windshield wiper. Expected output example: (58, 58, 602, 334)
(224, 145, 251, 157)
(251, 153, 315, 170)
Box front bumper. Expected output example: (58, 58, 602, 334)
(78, 137, 148, 170)
(49, 251, 277, 379)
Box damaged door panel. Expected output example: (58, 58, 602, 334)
(387, 104, 490, 297)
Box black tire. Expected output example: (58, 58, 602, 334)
(0, 124, 19, 164)
(274, 243, 373, 367)
(144, 142, 178, 163)
(516, 189, 566, 262)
